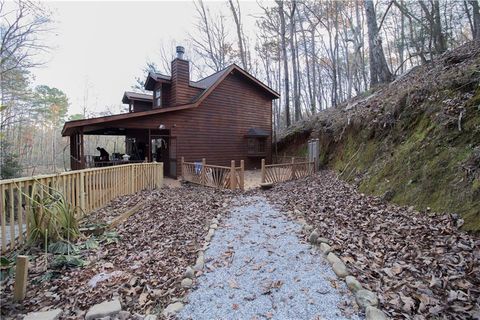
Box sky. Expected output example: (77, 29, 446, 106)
(31, 1, 265, 117)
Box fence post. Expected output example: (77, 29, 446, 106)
(230, 160, 236, 190)
(181, 157, 185, 180)
(261, 159, 266, 183)
(159, 163, 164, 187)
(291, 157, 296, 180)
(201, 158, 206, 186)
(79, 171, 86, 215)
(130, 164, 135, 193)
(240, 160, 244, 191)
(13, 255, 28, 301)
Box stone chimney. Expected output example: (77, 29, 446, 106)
(171, 46, 190, 106)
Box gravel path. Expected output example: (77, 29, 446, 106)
(179, 196, 360, 320)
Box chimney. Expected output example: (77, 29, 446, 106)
(171, 45, 190, 106)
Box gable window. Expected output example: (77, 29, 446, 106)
(155, 88, 162, 107)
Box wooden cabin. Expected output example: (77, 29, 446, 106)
(62, 46, 279, 178)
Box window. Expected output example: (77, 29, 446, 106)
(247, 138, 267, 155)
(155, 88, 162, 107)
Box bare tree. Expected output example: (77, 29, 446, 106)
(276, 0, 291, 127)
(228, 0, 249, 70)
(191, 0, 233, 72)
(364, 0, 392, 86)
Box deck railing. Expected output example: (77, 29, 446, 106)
(261, 158, 316, 184)
(181, 157, 244, 190)
(0, 162, 163, 253)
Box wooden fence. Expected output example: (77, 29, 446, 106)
(181, 157, 244, 190)
(261, 158, 316, 184)
(0, 162, 164, 253)
(274, 156, 308, 164)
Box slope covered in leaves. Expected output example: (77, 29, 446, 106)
(278, 41, 480, 231)
(0, 186, 235, 318)
(264, 172, 480, 319)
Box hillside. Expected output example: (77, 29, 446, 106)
(278, 41, 480, 232)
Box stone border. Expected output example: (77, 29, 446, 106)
(292, 212, 389, 320)
(161, 214, 222, 318)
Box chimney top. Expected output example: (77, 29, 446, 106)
(176, 46, 185, 59)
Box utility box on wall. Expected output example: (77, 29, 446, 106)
(308, 139, 320, 169)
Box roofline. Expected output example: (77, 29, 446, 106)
(230, 64, 280, 98)
(122, 91, 153, 104)
(62, 103, 196, 136)
(63, 64, 280, 136)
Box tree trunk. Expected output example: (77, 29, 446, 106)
(277, 0, 291, 127)
(365, 0, 393, 86)
(228, 0, 248, 70)
(472, 0, 480, 40)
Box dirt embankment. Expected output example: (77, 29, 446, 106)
(277, 41, 480, 232)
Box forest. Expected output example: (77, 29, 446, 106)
(1, 0, 479, 179)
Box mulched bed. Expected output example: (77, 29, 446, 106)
(262, 171, 480, 320)
(1, 185, 236, 318)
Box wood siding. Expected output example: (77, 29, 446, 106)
(110, 70, 272, 175)
(132, 100, 152, 113)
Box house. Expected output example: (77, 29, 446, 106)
(62, 46, 279, 178)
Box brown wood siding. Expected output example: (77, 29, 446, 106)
(110, 70, 272, 176)
(132, 100, 152, 113)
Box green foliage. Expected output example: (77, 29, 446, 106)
(48, 241, 79, 255)
(0, 151, 22, 179)
(32, 270, 60, 284)
(83, 238, 99, 250)
(0, 257, 14, 281)
(32, 85, 69, 126)
(100, 231, 120, 244)
(27, 183, 80, 245)
(50, 255, 86, 269)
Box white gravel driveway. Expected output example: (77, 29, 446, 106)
(179, 196, 360, 320)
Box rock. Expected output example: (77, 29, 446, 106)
(181, 278, 193, 288)
(194, 254, 205, 270)
(345, 276, 362, 292)
(319, 243, 332, 254)
(23, 309, 63, 320)
(117, 311, 131, 320)
(303, 224, 313, 232)
(381, 190, 395, 201)
(210, 223, 218, 229)
(162, 302, 184, 317)
(185, 266, 195, 279)
(144, 315, 157, 320)
(326, 252, 342, 265)
(211, 218, 219, 225)
(205, 229, 215, 242)
(317, 237, 329, 244)
(308, 229, 319, 244)
(366, 306, 388, 320)
(356, 289, 379, 309)
(260, 182, 273, 190)
(332, 261, 349, 278)
(85, 298, 122, 320)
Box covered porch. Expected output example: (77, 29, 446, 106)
(66, 126, 178, 178)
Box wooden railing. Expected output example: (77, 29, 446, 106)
(181, 157, 244, 190)
(274, 156, 308, 164)
(0, 163, 164, 253)
(261, 158, 316, 184)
